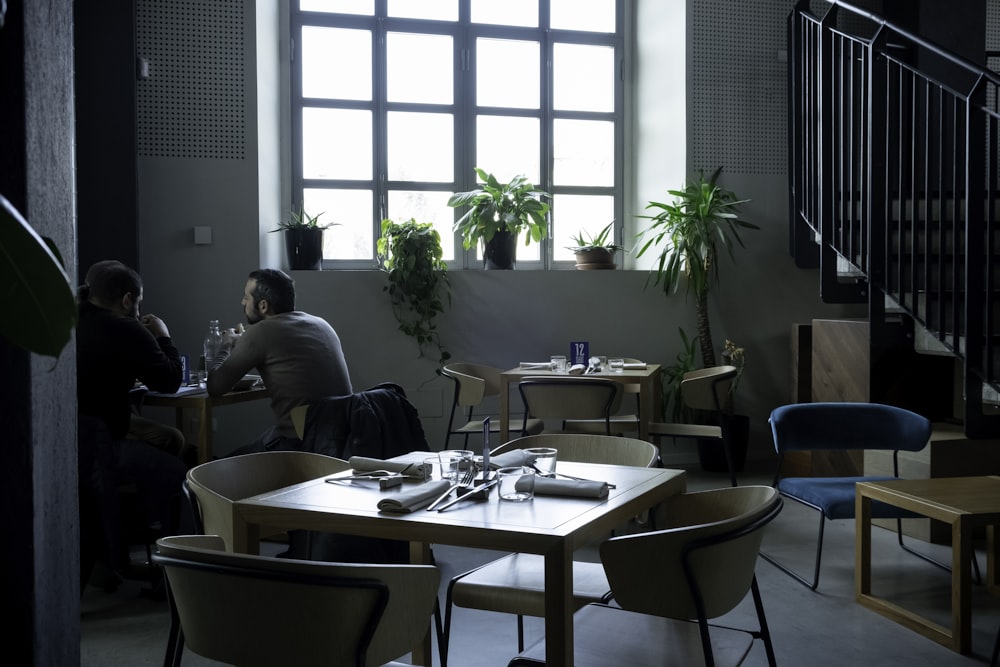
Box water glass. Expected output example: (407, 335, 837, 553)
(550, 355, 567, 372)
(525, 447, 558, 477)
(438, 449, 474, 480)
(422, 456, 440, 480)
(609, 358, 625, 373)
(498, 466, 535, 502)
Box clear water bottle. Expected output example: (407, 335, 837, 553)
(203, 319, 223, 378)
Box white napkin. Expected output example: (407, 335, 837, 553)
(349, 456, 430, 480)
(519, 362, 554, 370)
(623, 362, 647, 370)
(567, 364, 587, 375)
(489, 449, 532, 469)
(377, 480, 452, 513)
(518, 476, 610, 499)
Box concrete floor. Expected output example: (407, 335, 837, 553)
(81, 464, 1000, 666)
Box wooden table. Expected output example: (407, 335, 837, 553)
(855, 476, 1000, 653)
(499, 364, 663, 443)
(231, 459, 686, 667)
(143, 386, 270, 463)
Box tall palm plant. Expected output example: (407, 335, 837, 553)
(636, 167, 757, 368)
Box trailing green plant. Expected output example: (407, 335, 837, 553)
(662, 327, 699, 423)
(270, 205, 338, 232)
(377, 218, 451, 363)
(566, 222, 623, 252)
(448, 168, 550, 250)
(636, 166, 758, 368)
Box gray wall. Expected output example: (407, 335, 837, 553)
(134, 0, 865, 462)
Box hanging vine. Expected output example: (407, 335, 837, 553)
(376, 218, 451, 363)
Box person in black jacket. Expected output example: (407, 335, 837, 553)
(76, 260, 190, 579)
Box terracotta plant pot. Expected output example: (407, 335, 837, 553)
(574, 248, 617, 270)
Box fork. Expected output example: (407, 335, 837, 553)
(426, 465, 477, 511)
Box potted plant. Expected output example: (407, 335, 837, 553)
(636, 167, 757, 368)
(270, 206, 337, 270)
(376, 218, 451, 363)
(448, 168, 550, 269)
(637, 167, 757, 471)
(567, 222, 623, 270)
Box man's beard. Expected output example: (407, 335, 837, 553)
(246, 310, 263, 325)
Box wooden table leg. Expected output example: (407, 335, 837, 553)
(196, 402, 211, 463)
(953, 518, 972, 653)
(410, 542, 434, 667)
(856, 491, 872, 598)
(544, 542, 574, 667)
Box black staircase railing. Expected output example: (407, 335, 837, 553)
(789, 0, 1000, 435)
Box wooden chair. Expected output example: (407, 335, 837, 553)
(508, 486, 783, 667)
(647, 365, 740, 487)
(439, 433, 658, 666)
(758, 401, 967, 591)
(563, 358, 645, 435)
(184, 451, 351, 553)
(440, 363, 544, 449)
(152, 534, 440, 667)
(518, 376, 624, 436)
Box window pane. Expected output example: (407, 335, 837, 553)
(387, 0, 457, 21)
(299, 0, 373, 14)
(551, 0, 615, 32)
(476, 116, 540, 184)
(471, 0, 537, 27)
(386, 191, 456, 260)
(304, 188, 374, 260)
(387, 112, 453, 182)
(553, 119, 613, 186)
(477, 39, 539, 109)
(551, 194, 615, 262)
(553, 43, 614, 112)
(301, 27, 371, 100)
(387, 33, 453, 104)
(303, 108, 372, 180)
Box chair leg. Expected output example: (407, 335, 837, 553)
(517, 614, 525, 652)
(750, 575, 778, 667)
(992, 620, 1000, 667)
(441, 576, 458, 667)
(760, 508, 826, 590)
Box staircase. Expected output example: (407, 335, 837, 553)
(788, 0, 1000, 436)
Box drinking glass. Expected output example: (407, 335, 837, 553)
(525, 447, 558, 476)
(438, 449, 474, 480)
(498, 466, 535, 502)
(609, 358, 625, 373)
(550, 355, 567, 372)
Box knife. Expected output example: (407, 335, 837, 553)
(426, 482, 460, 511)
(436, 480, 497, 512)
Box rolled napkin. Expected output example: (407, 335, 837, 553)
(517, 476, 611, 499)
(623, 362, 647, 370)
(567, 364, 587, 375)
(519, 362, 554, 370)
(377, 480, 452, 513)
(489, 449, 533, 469)
(349, 456, 430, 480)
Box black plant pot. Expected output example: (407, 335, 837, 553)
(697, 413, 749, 473)
(284, 228, 324, 270)
(483, 229, 518, 270)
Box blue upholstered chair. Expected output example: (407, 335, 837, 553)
(760, 402, 950, 590)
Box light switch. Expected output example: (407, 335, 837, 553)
(194, 226, 213, 245)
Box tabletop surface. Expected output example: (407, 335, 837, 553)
(234, 460, 686, 553)
(857, 475, 1000, 517)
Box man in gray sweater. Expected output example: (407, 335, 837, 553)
(207, 268, 352, 453)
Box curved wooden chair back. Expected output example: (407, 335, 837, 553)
(601, 485, 782, 620)
(496, 433, 658, 468)
(185, 452, 350, 551)
(518, 377, 624, 434)
(153, 534, 439, 667)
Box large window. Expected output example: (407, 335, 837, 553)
(291, 0, 623, 268)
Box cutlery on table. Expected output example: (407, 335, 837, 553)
(531, 465, 616, 489)
(436, 478, 498, 512)
(426, 466, 477, 511)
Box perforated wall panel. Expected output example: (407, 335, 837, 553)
(136, 0, 246, 159)
(690, 0, 789, 175)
